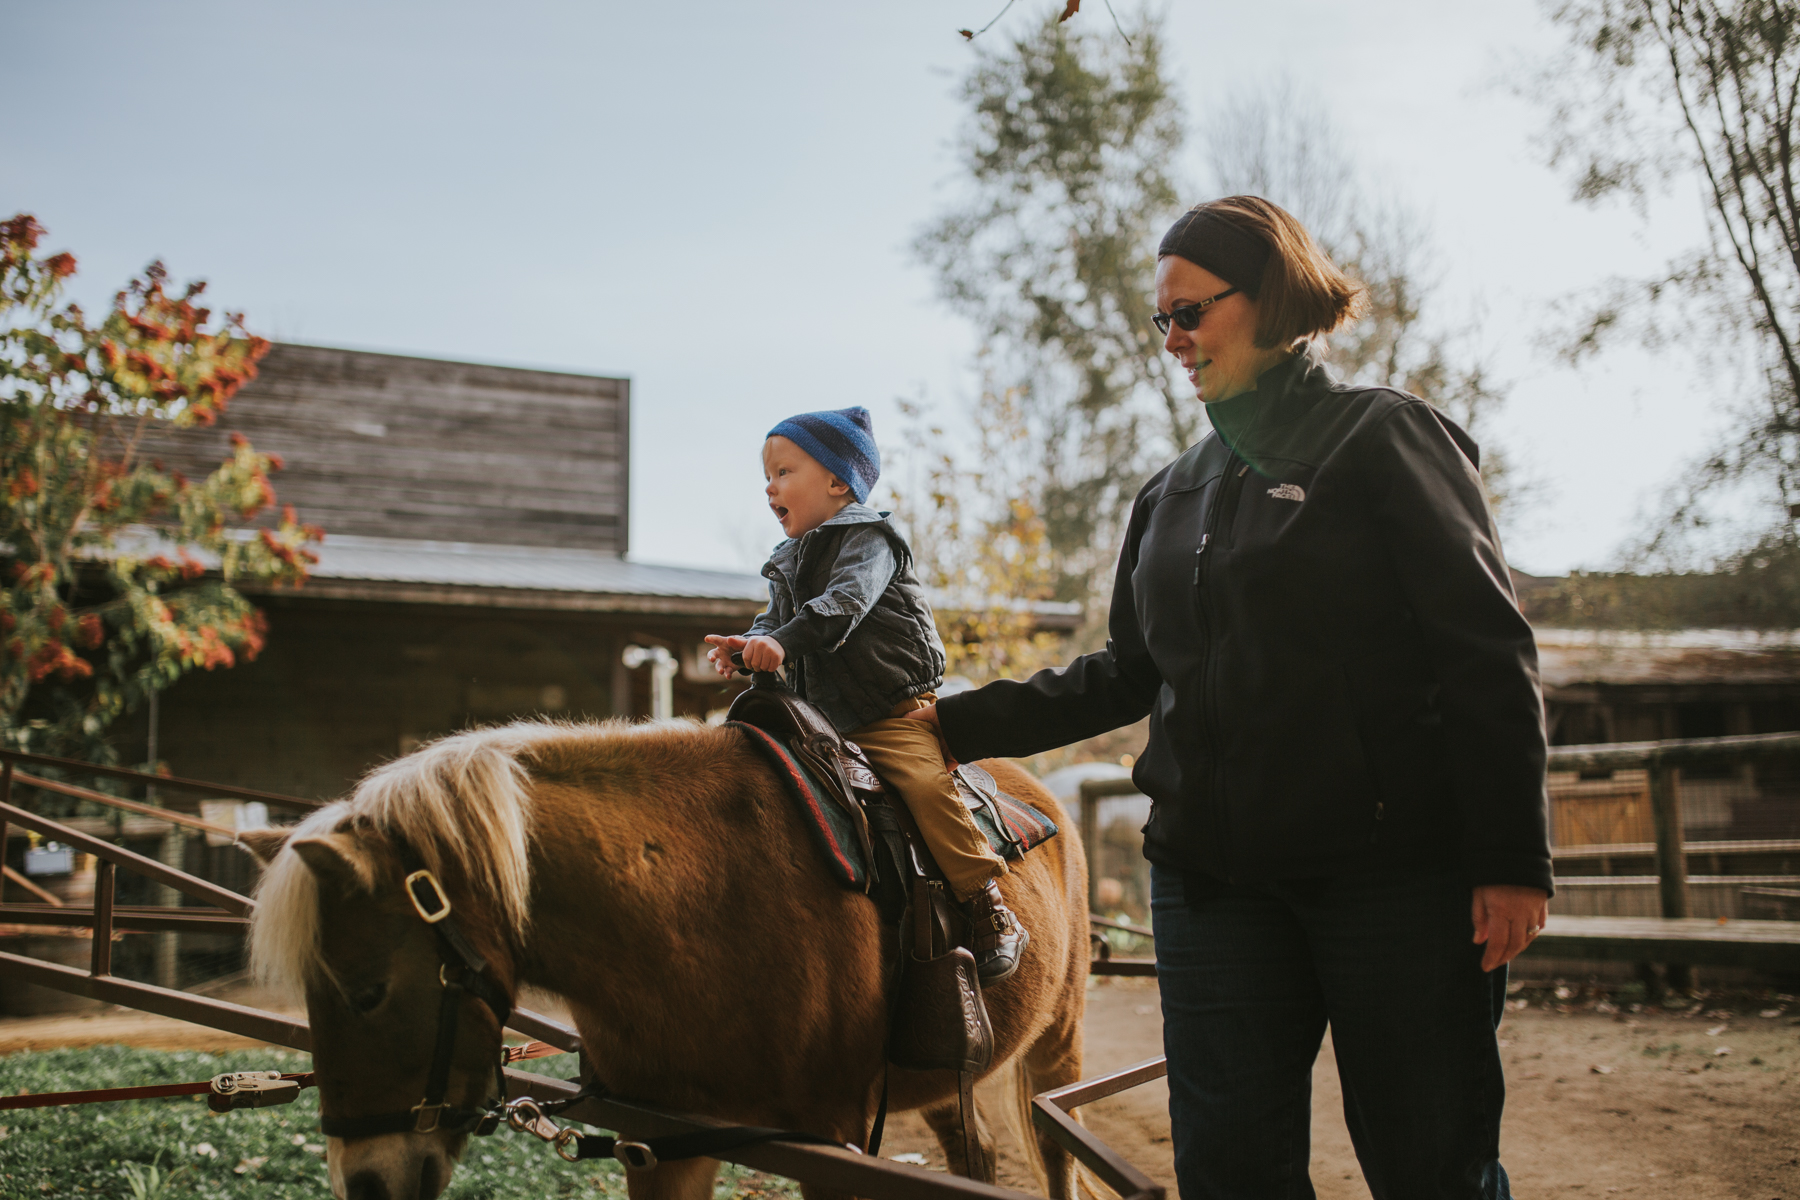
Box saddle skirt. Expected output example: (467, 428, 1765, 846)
(726, 686, 1058, 893)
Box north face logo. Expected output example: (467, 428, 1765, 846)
(1267, 483, 1306, 502)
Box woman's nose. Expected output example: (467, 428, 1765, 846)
(1163, 325, 1187, 356)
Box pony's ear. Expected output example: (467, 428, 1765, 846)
(236, 827, 292, 866)
(290, 832, 376, 896)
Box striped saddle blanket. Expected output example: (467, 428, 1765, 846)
(730, 721, 1059, 892)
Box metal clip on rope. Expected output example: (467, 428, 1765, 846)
(208, 1072, 303, 1113)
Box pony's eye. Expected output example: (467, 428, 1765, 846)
(347, 982, 388, 1015)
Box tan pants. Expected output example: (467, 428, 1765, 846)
(850, 693, 1007, 902)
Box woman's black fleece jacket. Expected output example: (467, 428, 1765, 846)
(938, 353, 1554, 894)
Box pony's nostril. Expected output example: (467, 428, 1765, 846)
(344, 1170, 391, 1200)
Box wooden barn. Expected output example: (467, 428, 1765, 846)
(129, 342, 769, 803)
(1531, 628, 1800, 926)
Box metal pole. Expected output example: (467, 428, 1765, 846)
(149, 690, 183, 990)
(90, 859, 115, 977)
(621, 645, 677, 721)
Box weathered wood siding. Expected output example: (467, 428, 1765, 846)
(132, 598, 745, 801)
(136, 343, 630, 551)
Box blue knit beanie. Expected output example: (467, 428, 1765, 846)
(766, 406, 881, 504)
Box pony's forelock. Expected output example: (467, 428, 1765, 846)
(249, 722, 552, 996)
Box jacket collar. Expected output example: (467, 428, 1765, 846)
(764, 502, 890, 570)
(1204, 347, 1335, 459)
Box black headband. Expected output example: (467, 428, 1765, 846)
(1158, 208, 1272, 297)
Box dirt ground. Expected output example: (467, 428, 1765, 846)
(3, 979, 1796, 1197)
(880, 976, 1800, 1199)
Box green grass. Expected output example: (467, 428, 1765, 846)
(0, 1047, 801, 1200)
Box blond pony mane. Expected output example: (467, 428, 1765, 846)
(249, 720, 584, 995)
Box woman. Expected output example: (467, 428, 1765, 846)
(909, 196, 1551, 1199)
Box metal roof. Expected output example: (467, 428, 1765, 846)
(93, 527, 1085, 624)
(1535, 627, 1800, 689)
(301, 533, 767, 600)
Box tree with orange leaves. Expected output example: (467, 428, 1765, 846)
(1, 214, 323, 762)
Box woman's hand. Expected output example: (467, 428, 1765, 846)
(703, 635, 747, 677)
(1471, 884, 1550, 973)
(740, 635, 786, 672)
(902, 703, 958, 768)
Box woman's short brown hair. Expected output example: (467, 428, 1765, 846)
(1185, 196, 1366, 350)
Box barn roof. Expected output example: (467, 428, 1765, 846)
(1535, 627, 1800, 689)
(247, 532, 768, 617)
(303, 533, 765, 599)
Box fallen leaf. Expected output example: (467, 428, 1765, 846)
(233, 1156, 268, 1176)
(1759, 1008, 1782, 1018)
(1713, 1046, 1731, 1056)
(1059, 0, 1080, 21)
(1707, 1024, 1728, 1036)
(1554, 986, 1573, 1000)
(1590, 1064, 1615, 1074)
(890, 1153, 928, 1165)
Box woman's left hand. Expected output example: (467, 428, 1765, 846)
(1471, 884, 1550, 973)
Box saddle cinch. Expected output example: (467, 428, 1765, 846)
(723, 671, 1059, 1078)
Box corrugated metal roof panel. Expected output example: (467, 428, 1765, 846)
(305, 534, 768, 600)
(1535, 628, 1800, 688)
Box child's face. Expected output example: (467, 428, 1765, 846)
(763, 435, 852, 538)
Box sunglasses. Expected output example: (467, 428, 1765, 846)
(1152, 286, 1240, 335)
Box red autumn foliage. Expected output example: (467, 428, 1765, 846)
(3, 213, 316, 760)
(27, 641, 93, 682)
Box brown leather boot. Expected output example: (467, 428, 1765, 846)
(963, 881, 1029, 985)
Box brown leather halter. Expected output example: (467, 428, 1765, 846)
(315, 859, 512, 1141)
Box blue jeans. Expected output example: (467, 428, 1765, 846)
(1150, 864, 1512, 1200)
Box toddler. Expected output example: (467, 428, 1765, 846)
(706, 407, 1027, 984)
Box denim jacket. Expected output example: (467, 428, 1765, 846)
(747, 503, 946, 731)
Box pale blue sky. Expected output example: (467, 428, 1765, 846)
(4, 0, 1715, 576)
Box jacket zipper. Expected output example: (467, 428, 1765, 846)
(1195, 460, 1250, 878)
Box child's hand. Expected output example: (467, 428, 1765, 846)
(741, 635, 786, 672)
(703, 634, 747, 677)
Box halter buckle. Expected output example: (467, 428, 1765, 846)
(405, 870, 452, 923)
(614, 1140, 659, 1171)
(412, 1101, 449, 1133)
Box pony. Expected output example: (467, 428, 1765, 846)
(243, 718, 1090, 1200)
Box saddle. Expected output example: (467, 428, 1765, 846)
(725, 674, 1031, 1076)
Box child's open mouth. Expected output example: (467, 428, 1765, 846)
(773, 505, 789, 522)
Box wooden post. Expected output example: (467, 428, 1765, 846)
(91, 859, 116, 977)
(1648, 763, 1692, 992)
(1648, 764, 1689, 919)
(1080, 784, 1100, 915)
(0, 759, 10, 894)
(1078, 776, 1143, 916)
